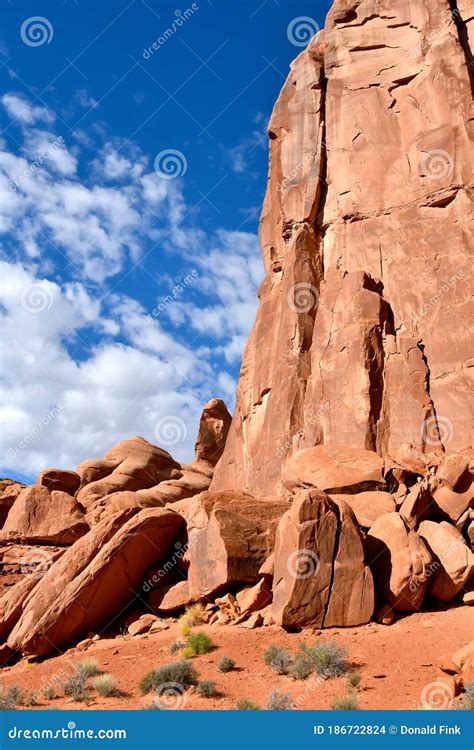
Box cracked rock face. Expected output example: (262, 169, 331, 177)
(272, 489, 374, 627)
(211, 0, 473, 496)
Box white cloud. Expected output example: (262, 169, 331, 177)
(2, 94, 55, 126)
(0, 94, 264, 479)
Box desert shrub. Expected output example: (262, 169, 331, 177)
(0, 685, 25, 709)
(142, 700, 163, 710)
(76, 658, 100, 679)
(236, 698, 261, 710)
(347, 671, 361, 691)
(197, 680, 218, 698)
(92, 674, 121, 697)
(42, 685, 56, 701)
(331, 693, 359, 710)
(61, 672, 90, 703)
(263, 645, 292, 675)
(218, 655, 236, 673)
(179, 603, 206, 632)
(187, 631, 214, 656)
(267, 691, 293, 710)
(169, 639, 186, 655)
(290, 644, 318, 680)
(139, 660, 198, 695)
(181, 646, 195, 660)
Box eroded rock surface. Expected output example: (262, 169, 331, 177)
(212, 0, 473, 496)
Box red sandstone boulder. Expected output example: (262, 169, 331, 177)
(8, 507, 184, 656)
(76, 437, 181, 509)
(272, 489, 374, 628)
(37, 468, 81, 495)
(366, 513, 433, 612)
(1, 486, 89, 545)
(399, 484, 433, 528)
(236, 579, 272, 617)
(181, 491, 288, 599)
(148, 580, 193, 613)
(0, 480, 25, 527)
(194, 398, 232, 466)
(329, 491, 395, 528)
(283, 445, 385, 495)
(418, 520, 474, 602)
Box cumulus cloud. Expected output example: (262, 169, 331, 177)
(2, 93, 55, 126)
(0, 93, 263, 478)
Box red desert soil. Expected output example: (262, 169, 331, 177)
(1, 605, 471, 710)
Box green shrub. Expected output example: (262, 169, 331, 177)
(139, 660, 198, 695)
(267, 690, 293, 710)
(331, 693, 359, 710)
(76, 658, 100, 679)
(0, 685, 25, 709)
(187, 631, 214, 656)
(169, 639, 186, 655)
(181, 646, 195, 660)
(347, 671, 361, 691)
(61, 672, 90, 703)
(92, 674, 121, 697)
(293, 641, 348, 680)
(218, 655, 236, 673)
(236, 698, 261, 710)
(263, 645, 292, 675)
(42, 685, 56, 701)
(197, 680, 218, 698)
(179, 603, 206, 632)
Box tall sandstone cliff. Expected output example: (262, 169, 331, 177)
(212, 0, 474, 496)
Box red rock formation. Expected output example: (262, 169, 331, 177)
(212, 0, 473, 496)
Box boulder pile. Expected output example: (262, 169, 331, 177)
(1, 1, 473, 662)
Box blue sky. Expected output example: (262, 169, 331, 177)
(0, 0, 331, 482)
